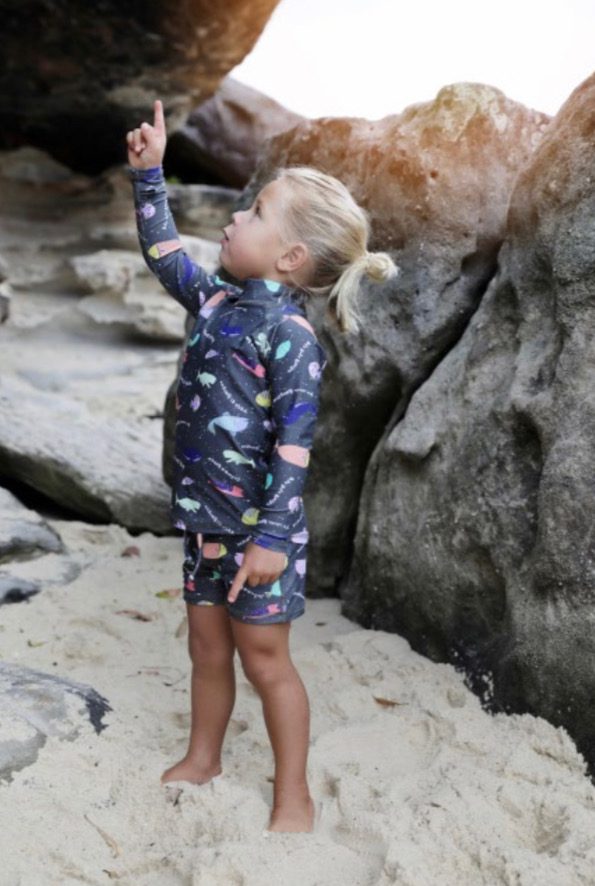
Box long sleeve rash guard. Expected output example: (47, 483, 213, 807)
(128, 165, 328, 554)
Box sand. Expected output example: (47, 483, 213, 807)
(1, 519, 595, 886)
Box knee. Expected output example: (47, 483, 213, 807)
(239, 651, 290, 690)
(188, 636, 234, 672)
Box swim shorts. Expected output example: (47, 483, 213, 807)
(182, 531, 307, 624)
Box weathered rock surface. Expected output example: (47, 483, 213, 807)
(168, 77, 305, 187)
(0, 663, 112, 783)
(0, 489, 62, 559)
(71, 238, 219, 341)
(0, 0, 281, 174)
(342, 73, 595, 772)
(167, 181, 241, 240)
(235, 84, 550, 596)
(0, 373, 171, 533)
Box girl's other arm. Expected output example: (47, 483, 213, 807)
(251, 317, 328, 554)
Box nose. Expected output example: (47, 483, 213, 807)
(232, 208, 247, 224)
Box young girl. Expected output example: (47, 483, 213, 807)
(126, 99, 398, 833)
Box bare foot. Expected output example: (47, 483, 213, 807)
(268, 795, 315, 833)
(160, 756, 222, 785)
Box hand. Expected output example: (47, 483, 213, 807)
(227, 542, 288, 604)
(126, 99, 167, 170)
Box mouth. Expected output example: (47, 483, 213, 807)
(221, 228, 230, 246)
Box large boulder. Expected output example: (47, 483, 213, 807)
(342, 73, 595, 772)
(0, 663, 111, 783)
(0, 0, 281, 174)
(0, 373, 171, 533)
(234, 84, 549, 596)
(168, 77, 305, 187)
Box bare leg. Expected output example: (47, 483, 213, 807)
(231, 619, 314, 832)
(161, 604, 236, 784)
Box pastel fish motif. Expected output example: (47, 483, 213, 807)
(188, 331, 200, 347)
(234, 552, 245, 567)
(221, 322, 244, 336)
(241, 507, 260, 526)
(190, 395, 201, 411)
(182, 447, 202, 463)
(207, 415, 249, 435)
(199, 290, 227, 317)
(198, 372, 217, 387)
(295, 559, 307, 577)
(245, 603, 282, 618)
(267, 580, 283, 597)
(284, 403, 317, 425)
(308, 361, 321, 380)
(290, 529, 309, 544)
(223, 449, 256, 467)
(254, 332, 271, 355)
(175, 496, 201, 513)
(256, 390, 271, 408)
(264, 279, 281, 292)
(287, 314, 315, 334)
(262, 420, 273, 432)
(288, 496, 300, 512)
(139, 203, 156, 220)
(181, 476, 194, 486)
(202, 541, 228, 559)
(265, 473, 273, 489)
(212, 480, 245, 498)
(232, 352, 266, 377)
(278, 444, 310, 467)
(274, 340, 291, 360)
(148, 239, 183, 259)
(205, 349, 219, 359)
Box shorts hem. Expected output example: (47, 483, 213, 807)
(227, 607, 305, 625)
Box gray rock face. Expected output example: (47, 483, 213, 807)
(0, 374, 171, 533)
(170, 77, 304, 187)
(342, 73, 595, 771)
(0, 663, 111, 783)
(0, 487, 64, 602)
(0, 487, 63, 561)
(0, 0, 282, 174)
(239, 84, 549, 596)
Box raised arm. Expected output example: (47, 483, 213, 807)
(126, 99, 227, 317)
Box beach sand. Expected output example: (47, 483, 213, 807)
(1, 519, 594, 886)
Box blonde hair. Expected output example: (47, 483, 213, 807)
(272, 165, 399, 334)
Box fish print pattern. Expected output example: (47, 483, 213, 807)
(129, 164, 328, 554)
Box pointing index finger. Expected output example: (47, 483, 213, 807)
(153, 99, 165, 134)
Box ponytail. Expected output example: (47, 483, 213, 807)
(328, 250, 399, 334)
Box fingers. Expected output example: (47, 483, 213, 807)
(227, 566, 282, 603)
(227, 566, 248, 604)
(153, 98, 165, 134)
(126, 128, 146, 156)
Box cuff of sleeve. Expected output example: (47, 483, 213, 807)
(127, 165, 164, 182)
(250, 532, 289, 555)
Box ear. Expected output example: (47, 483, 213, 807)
(277, 242, 309, 275)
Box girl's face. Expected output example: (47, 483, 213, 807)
(220, 178, 293, 282)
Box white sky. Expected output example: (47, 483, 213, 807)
(232, 0, 595, 119)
